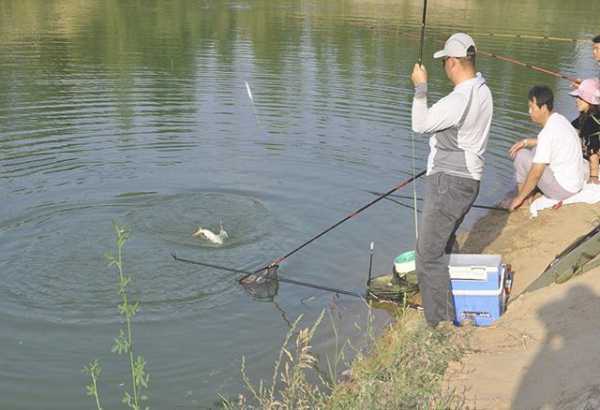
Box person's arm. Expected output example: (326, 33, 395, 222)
(510, 163, 545, 210)
(509, 138, 538, 159)
(410, 64, 465, 134)
(585, 116, 600, 183)
(590, 153, 600, 183)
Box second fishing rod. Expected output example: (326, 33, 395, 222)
(241, 170, 427, 281)
(396, 28, 581, 85)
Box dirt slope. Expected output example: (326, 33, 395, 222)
(448, 203, 600, 409)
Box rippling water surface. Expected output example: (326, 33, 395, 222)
(1, 0, 599, 408)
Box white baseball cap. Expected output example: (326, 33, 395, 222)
(433, 33, 476, 59)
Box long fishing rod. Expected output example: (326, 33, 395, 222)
(479, 50, 579, 84)
(241, 169, 427, 281)
(410, 0, 428, 238)
(334, 22, 587, 46)
(470, 31, 587, 44)
(417, 26, 587, 44)
(418, 0, 428, 64)
(366, 190, 509, 212)
(394, 28, 581, 84)
(373, 193, 423, 213)
(171, 252, 363, 298)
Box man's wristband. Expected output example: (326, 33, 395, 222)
(414, 83, 428, 98)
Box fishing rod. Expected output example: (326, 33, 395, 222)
(240, 169, 427, 282)
(366, 190, 508, 212)
(389, 28, 581, 84)
(412, 0, 428, 237)
(413, 25, 587, 44)
(418, 0, 428, 65)
(375, 193, 422, 214)
(479, 50, 579, 84)
(171, 252, 363, 298)
(469, 31, 587, 44)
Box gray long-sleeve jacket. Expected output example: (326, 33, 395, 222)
(411, 73, 493, 181)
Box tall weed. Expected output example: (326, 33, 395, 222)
(83, 223, 150, 410)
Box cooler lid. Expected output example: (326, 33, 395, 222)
(448, 254, 502, 280)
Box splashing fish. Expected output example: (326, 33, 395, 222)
(192, 223, 229, 245)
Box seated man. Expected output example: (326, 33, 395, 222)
(507, 85, 587, 211)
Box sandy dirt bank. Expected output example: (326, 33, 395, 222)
(447, 203, 600, 409)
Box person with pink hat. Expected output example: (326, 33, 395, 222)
(571, 78, 600, 184)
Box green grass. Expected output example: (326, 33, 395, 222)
(328, 309, 466, 410)
(83, 225, 465, 410)
(225, 306, 467, 410)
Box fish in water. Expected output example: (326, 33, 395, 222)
(192, 223, 229, 245)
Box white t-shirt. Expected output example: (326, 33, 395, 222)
(533, 113, 585, 193)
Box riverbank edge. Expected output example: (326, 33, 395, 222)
(325, 306, 469, 409)
(327, 202, 600, 409)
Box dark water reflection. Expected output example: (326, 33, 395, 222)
(1, 0, 599, 408)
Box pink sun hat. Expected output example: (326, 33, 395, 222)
(569, 78, 600, 105)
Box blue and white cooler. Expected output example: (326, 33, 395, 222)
(449, 254, 509, 326)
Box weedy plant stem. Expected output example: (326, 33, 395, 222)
(83, 359, 103, 410)
(118, 230, 140, 408)
(84, 223, 150, 410)
(324, 309, 348, 387)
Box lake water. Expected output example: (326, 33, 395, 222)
(1, 0, 599, 408)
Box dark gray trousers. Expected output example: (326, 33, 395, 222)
(416, 173, 480, 327)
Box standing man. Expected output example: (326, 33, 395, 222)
(410, 33, 493, 327)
